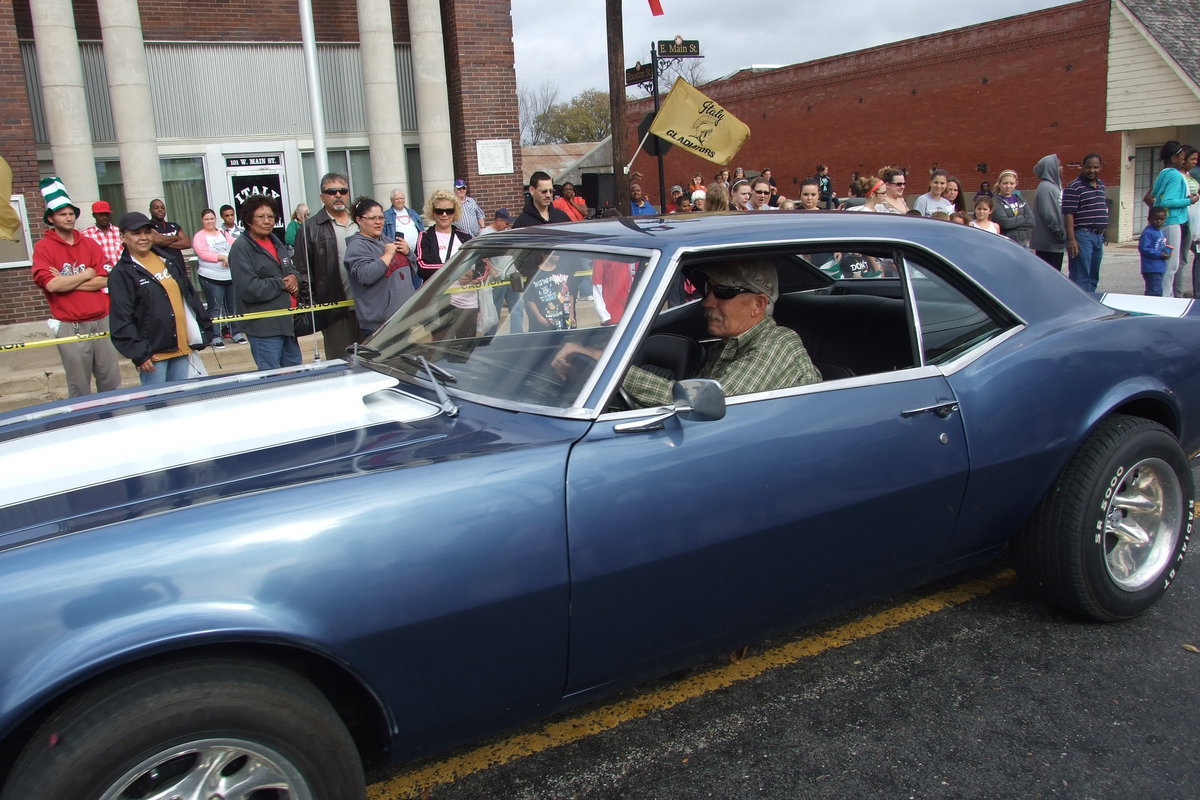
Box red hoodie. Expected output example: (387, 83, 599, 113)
(31, 228, 111, 322)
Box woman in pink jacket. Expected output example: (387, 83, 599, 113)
(193, 208, 245, 347)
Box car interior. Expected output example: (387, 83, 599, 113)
(627, 245, 1014, 391)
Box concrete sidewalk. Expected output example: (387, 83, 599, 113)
(0, 243, 1186, 414)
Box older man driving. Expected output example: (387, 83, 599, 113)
(554, 259, 821, 407)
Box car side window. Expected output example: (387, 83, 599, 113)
(903, 254, 1009, 365)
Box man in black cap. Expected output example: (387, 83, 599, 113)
(108, 212, 212, 385)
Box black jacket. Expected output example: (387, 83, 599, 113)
(108, 245, 212, 366)
(513, 198, 571, 228)
(293, 206, 349, 305)
(414, 226, 471, 280)
(230, 233, 300, 338)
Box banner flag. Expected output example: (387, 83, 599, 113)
(647, 78, 750, 166)
(648, 0, 664, 15)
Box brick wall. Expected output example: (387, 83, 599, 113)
(1, 0, 50, 326)
(627, 0, 1119, 206)
(442, 0, 525, 218)
(14, 0, 404, 43)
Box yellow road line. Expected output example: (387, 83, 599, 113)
(367, 567, 1017, 800)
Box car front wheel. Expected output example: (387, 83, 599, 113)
(1014, 414, 1193, 621)
(1, 657, 364, 800)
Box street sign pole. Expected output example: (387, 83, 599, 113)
(651, 43, 667, 214)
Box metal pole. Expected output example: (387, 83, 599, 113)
(606, 0, 628, 215)
(652, 44, 666, 214)
(298, 0, 328, 182)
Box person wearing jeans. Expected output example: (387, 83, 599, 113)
(1063, 154, 1108, 293)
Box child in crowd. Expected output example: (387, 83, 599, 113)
(970, 198, 1001, 234)
(1139, 206, 1170, 296)
(949, 211, 970, 225)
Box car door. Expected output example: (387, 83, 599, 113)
(563, 368, 968, 694)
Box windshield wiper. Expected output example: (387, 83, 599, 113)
(400, 353, 457, 382)
(407, 355, 459, 417)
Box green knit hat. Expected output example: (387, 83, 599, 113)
(39, 176, 81, 223)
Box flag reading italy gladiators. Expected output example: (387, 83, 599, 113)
(648, 78, 751, 166)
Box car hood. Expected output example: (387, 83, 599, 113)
(0, 364, 493, 544)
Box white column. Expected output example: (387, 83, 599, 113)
(30, 0, 100, 209)
(358, 0, 410, 202)
(97, 0, 164, 214)
(408, 0, 455, 198)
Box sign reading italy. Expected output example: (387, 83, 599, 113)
(647, 78, 750, 166)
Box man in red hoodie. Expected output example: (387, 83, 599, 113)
(31, 177, 122, 397)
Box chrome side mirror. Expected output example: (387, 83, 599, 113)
(614, 379, 726, 433)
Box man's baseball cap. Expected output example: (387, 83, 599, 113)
(670, 185, 683, 195)
(118, 211, 155, 232)
(494, 208, 512, 222)
(697, 261, 779, 302)
(92, 200, 112, 214)
(454, 179, 468, 189)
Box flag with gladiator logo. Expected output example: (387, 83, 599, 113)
(647, 78, 750, 166)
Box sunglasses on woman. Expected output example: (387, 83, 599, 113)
(433, 207, 455, 215)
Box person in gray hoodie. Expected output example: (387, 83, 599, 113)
(1031, 154, 1067, 270)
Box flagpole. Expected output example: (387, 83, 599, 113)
(625, 131, 652, 174)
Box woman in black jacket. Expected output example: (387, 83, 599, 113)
(230, 195, 302, 370)
(108, 211, 212, 385)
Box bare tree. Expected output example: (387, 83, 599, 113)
(659, 58, 708, 90)
(519, 81, 560, 145)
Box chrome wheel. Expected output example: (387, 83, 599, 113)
(1103, 456, 1183, 592)
(98, 738, 312, 800)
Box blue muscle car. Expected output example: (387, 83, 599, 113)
(0, 212, 1195, 799)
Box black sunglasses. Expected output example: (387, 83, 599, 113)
(703, 281, 755, 300)
(322, 188, 349, 195)
(433, 207, 455, 215)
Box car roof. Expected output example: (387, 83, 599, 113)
(478, 212, 1097, 325)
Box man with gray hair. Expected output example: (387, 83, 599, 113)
(554, 259, 820, 407)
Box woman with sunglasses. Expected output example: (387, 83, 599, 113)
(848, 177, 889, 213)
(344, 197, 415, 340)
(415, 188, 472, 283)
(877, 168, 909, 214)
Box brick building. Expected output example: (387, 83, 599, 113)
(625, 0, 1200, 242)
(1, 0, 523, 325)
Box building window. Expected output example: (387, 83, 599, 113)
(96, 161, 127, 220)
(161, 157, 208, 234)
(301, 149, 375, 207)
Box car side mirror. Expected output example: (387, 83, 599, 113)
(673, 379, 726, 421)
(614, 378, 726, 433)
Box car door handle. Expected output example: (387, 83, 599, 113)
(900, 402, 959, 419)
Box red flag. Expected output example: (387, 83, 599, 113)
(648, 0, 664, 15)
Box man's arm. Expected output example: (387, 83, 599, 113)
(43, 267, 97, 293)
(152, 225, 190, 250)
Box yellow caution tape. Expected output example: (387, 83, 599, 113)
(0, 301, 356, 352)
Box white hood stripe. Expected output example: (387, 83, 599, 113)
(0, 371, 440, 509)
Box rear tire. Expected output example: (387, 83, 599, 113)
(1013, 414, 1192, 621)
(1, 657, 365, 800)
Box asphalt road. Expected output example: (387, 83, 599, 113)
(367, 470, 1200, 799)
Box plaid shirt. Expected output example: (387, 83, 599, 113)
(80, 225, 123, 267)
(622, 316, 821, 407)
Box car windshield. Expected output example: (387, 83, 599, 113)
(360, 245, 653, 409)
